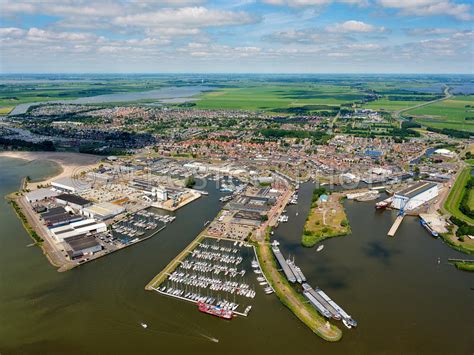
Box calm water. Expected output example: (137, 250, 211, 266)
(0, 158, 472, 354)
(9, 86, 213, 115)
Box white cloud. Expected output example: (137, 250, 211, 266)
(326, 20, 383, 33)
(406, 28, 455, 36)
(114, 7, 257, 28)
(378, 0, 473, 21)
(262, 0, 368, 7)
(0, 27, 26, 38)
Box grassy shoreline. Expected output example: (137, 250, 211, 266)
(453, 261, 474, 271)
(8, 198, 43, 245)
(256, 230, 342, 342)
(302, 192, 351, 248)
(444, 166, 474, 225)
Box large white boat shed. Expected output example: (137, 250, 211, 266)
(391, 181, 438, 211)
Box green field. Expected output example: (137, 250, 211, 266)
(0, 106, 13, 115)
(0, 81, 165, 108)
(444, 167, 474, 225)
(407, 95, 474, 132)
(363, 98, 433, 112)
(195, 84, 366, 112)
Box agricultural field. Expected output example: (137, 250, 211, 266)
(406, 95, 474, 132)
(195, 84, 367, 112)
(0, 80, 166, 109)
(363, 98, 435, 112)
(0, 106, 13, 115)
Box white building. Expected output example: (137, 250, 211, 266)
(25, 188, 59, 203)
(50, 219, 107, 242)
(82, 202, 125, 221)
(391, 181, 439, 211)
(155, 188, 168, 201)
(51, 177, 91, 194)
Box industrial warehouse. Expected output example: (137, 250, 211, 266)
(391, 181, 439, 211)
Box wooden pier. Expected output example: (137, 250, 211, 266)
(387, 215, 404, 237)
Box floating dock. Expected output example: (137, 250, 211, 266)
(287, 259, 302, 283)
(316, 288, 353, 324)
(271, 243, 296, 283)
(303, 283, 340, 320)
(303, 290, 331, 318)
(303, 284, 357, 327)
(387, 214, 404, 237)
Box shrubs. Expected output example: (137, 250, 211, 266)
(10, 200, 43, 244)
(459, 176, 474, 219)
(450, 216, 474, 237)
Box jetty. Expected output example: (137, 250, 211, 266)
(388, 214, 404, 237)
(271, 242, 297, 283)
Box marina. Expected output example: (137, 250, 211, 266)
(111, 208, 175, 244)
(152, 238, 257, 317)
(1, 161, 473, 354)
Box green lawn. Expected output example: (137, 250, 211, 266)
(445, 167, 474, 225)
(195, 84, 366, 112)
(407, 95, 474, 132)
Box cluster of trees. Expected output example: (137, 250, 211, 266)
(450, 216, 474, 238)
(311, 187, 327, 207)
(387, 95, 442, 101)
(427, 127, 471, 139)
(185, 175, 196, 188)
(0, 137, 55, 151)
(459, 176, 474, 219)
(259, 128, 331, 143)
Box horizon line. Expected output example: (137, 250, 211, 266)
(1, 72, 473, 76)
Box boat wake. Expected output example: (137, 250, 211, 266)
(200, 334, 219, 343)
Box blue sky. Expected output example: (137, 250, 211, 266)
(0, 0, 472, 73)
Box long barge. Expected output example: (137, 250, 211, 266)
(316, 288, 357, 327)
(419, 217, 439, 237)
(304, 284, 341, 320)
(286, 259, 302, 283)
(303, 291, 332, 318)
(271, 243, 296, 283)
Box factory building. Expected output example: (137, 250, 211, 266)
(65, 235, 102, 259)
(82, 202, 125, 221)
(55, 194, 92, 211)
(41, 206, 83, 228)
(51, 177, 91, 194)
(25, 188, 59, 203)
(50, 219, 107, 242)
(391, 181, 438, 211)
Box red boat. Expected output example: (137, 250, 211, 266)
(375, 201, 389, 209)
(197, 301, 233, 320)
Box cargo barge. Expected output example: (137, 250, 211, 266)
(316, 288, 357, 328)
(419, 217, 439, 237)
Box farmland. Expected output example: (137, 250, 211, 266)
(195, 84, 367, 112)
(405, 95, 474, 132)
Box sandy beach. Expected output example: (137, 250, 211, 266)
(0, 151, 101, 188)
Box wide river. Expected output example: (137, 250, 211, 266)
(0, 157, 472, 354)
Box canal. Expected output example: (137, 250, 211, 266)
(0, 157, 472, 354)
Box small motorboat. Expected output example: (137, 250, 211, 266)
(342, 319, 352, 329)
(316, 245, 324, 252)
(140, 323, 148, 329)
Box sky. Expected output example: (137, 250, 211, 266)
(0, 0, 473, 74)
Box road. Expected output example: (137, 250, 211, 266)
(17, 196, 75, 270)
(393, 86, 452, 125)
